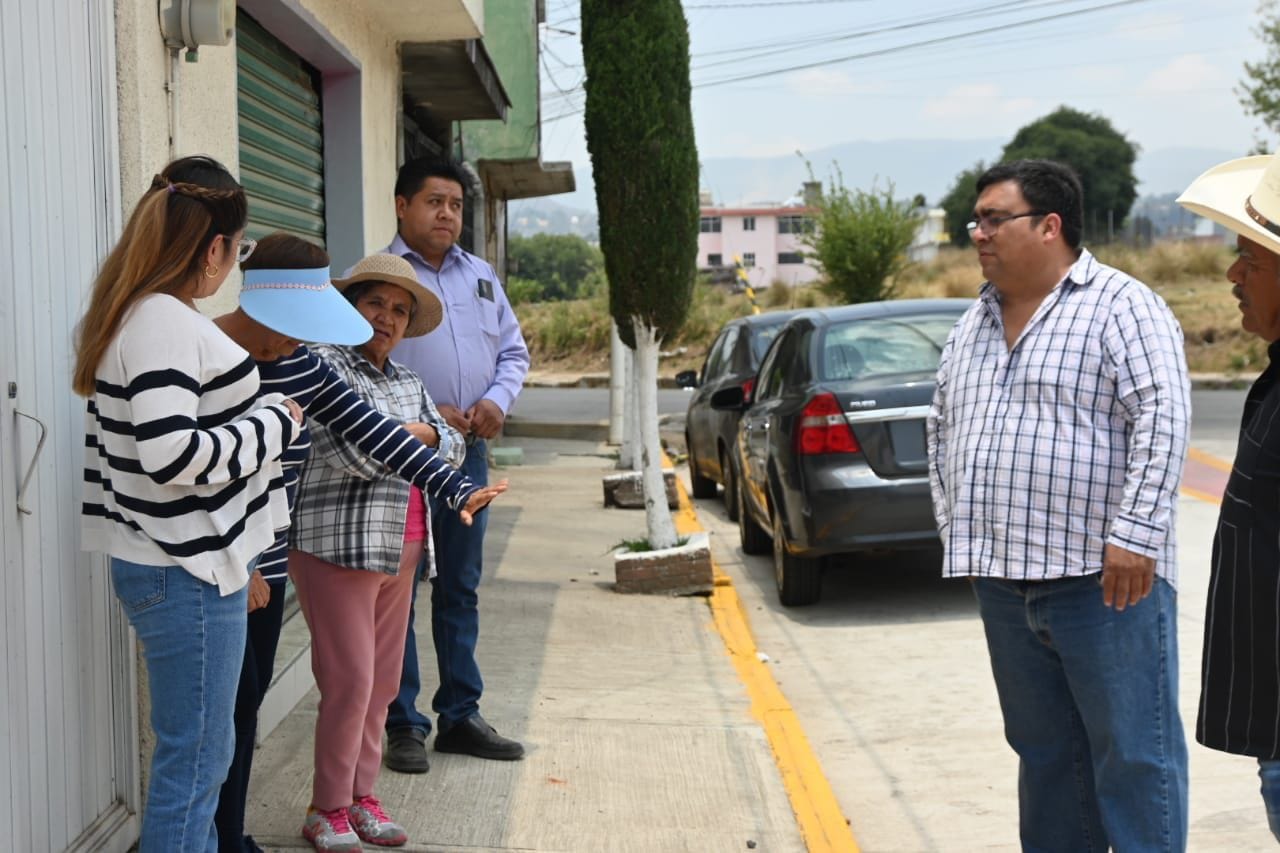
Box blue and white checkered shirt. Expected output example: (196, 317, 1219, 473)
(926, 249, 1190, 583)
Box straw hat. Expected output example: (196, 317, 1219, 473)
(1177, 153, 1280, 256)
(332, 254, 443, 338)
(239, 266, 373, 345)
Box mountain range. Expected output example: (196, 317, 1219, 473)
(511, 140, 1243, 238)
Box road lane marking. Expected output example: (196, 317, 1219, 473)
(664, 453, 860, 853)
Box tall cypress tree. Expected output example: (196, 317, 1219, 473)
(582, 0, 699, 348)
(582, 0, 699, 548)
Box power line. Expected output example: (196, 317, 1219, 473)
(685, 0, 870, 7)
(695, 0, 1161, 88)
(543, 0, 1165, 120)
(692, 0, 1092, 71)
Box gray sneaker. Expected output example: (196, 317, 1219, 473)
(302, 806, 363, 851)
(348, 795, 408, 847)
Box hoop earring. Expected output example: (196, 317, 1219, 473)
(204, 264, 219, 279)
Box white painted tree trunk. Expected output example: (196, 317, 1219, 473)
(608, 322, 626, 445)
(633, 318, 678, 550)
(618, 345, 640, 470)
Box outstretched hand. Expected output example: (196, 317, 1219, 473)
(458, 479, 509, 526)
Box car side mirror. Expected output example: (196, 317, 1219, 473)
(674, 369, 699, 389)
(709, 385, 747, 411)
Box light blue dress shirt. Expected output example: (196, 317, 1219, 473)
(385, 234, 530, 414)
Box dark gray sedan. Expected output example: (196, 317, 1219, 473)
(677, 310, 803, 520)
(711, 299, 969, 606)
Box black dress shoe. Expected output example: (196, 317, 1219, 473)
(434, 715, 525, 760)
(384, 728, 431, 773)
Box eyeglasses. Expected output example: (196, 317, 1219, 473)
(965, 211, 1046, 236)
(236, 237, 257, 263)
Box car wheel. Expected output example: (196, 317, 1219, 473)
(721, 449, 739, 521)
(737, 480, 771, 555)
(773, 510, 822, 607)
(688, 438, 718, 499)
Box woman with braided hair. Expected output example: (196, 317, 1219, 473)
(73, 155, 307, 852)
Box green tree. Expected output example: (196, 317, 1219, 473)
(940, 161, 985, 248)
(999, 106, 1138, 242)
(802, 172, 921, 305)
(582, 0, 698, 350)
(1239, 1, 1280, 151)
(582, 0, 699, 550)
(507, 233, 604, 301)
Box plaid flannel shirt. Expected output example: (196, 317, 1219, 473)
(926, 249, 1190, 584)
(290, 344, 466, 574)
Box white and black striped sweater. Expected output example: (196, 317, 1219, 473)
(82, 294, 299, 595)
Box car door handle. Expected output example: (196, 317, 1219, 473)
(15, 409, 48, 516)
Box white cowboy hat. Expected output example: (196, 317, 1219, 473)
(1177, 153, 1280, 256)
(331, 254, 444, 338)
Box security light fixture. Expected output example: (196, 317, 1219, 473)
(158, 0, 235, 52)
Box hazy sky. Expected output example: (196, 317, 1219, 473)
(538, 0, 1266, 170)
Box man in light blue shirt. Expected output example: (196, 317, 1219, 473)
(382, 159, 530, 771)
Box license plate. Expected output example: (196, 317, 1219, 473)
(888, 419, 926, 465)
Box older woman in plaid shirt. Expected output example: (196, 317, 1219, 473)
(288, 254, 489, 851)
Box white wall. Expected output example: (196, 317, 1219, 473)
(113, 0, 447, 313)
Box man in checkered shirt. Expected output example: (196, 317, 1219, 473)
(927, 159, 1191, 852)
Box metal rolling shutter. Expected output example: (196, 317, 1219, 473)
(236, 11, 326, 245)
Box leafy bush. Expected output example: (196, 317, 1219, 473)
(505, 276, 543, 307)
(507, 233, 605, 301)
(803, 172, 922, 305)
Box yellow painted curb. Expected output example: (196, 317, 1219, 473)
(1187, 446, 1233, 474)
(1182, 447, 1233, 506)
(663, 451, 860, 853)
(1181, 485, 1223, 506)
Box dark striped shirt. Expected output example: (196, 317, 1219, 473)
(82, 294, 298, 594)
(1199, 341, 1280, 758)
(254, 345, 475, 582)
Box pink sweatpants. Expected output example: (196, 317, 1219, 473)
(288, 542, 420, 810)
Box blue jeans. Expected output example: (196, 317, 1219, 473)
(387, 440, 488, 735)
(111, 558, 249, 853)
(1259, 760, 1280, 843)
(972, 575, 1187, 853)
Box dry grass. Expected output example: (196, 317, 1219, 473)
(518, 241, 1252, 376)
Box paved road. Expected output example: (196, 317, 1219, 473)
(679, 397, 1270, 852)
(511, 386, 692, 424)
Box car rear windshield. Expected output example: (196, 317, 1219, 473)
(819, 312, 962, 381)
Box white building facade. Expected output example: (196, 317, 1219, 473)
(0, 1, 552, 848)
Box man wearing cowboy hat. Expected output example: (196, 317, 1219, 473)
(928, 158, 1191, 852)
(1179, 153, 1280, 841)
(381, 158, 531, 771)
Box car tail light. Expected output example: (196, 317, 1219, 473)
(795, 392, 860, 455)
(741, 376, 755, 402)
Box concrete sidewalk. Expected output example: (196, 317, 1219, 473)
(245, 437, 805, 852)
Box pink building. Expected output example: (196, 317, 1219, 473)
(698, 203, 821, 288)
